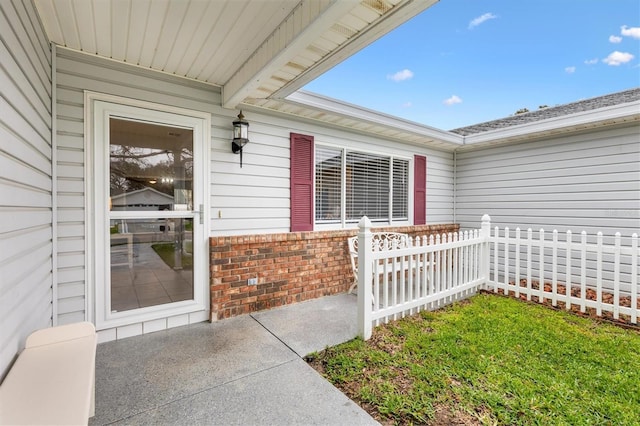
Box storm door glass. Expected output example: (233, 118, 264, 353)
(109, 118, 194, 313)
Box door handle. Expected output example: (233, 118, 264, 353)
(194, 204, 204, 224)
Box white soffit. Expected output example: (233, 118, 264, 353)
(34, 0, 300, 85)
(266, 0, 439, 100)
(246, 91, 464, 150)
(33, 0, 439, 109)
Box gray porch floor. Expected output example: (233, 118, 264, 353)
(89, 293, 378, 425)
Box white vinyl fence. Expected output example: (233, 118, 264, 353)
(356, 215, 490, 339)
(356, 215, 639, 340)
(488, 224, 638, 325)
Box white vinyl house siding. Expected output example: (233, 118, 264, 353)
(424, 149, 454, 224)
(455, 125, 640, 291)
(455, 125, 640, 237)
(238, 115, 455, 232)
(54, 49, 455, 325)
(0, 0, 52, 377)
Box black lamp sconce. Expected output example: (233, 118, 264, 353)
(232, 110, 249, 167)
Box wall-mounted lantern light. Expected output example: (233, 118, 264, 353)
(232, 110, 249, 167)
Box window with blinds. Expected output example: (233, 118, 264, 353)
(314, 146, 409, 225)
(346, 151, 389, 222)
(315, 146, 342, 223)
(392, 158, 409, 220)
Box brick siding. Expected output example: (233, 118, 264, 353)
(209, 224, 459, 320)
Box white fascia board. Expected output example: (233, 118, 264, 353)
(287, 90, 464, 145)
(463, 101, 640, 146)
(273, 0, 439, 99)
(222, 0, 360, 109)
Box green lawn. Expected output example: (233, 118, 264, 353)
(307, 294, 640, 425)
(151, 243, 193, 270)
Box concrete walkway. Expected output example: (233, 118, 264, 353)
(89, 294, 378, 425)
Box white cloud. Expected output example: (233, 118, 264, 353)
(468, 13, 497, 29)
(621, 25, 640, 39)
(443, 95, 462, 106)
(565, 66, 576, 74)
(402, 101, 413, 108)
(387, 69, 414, 82)
(603, 51, 635, 66)
(584, 58, 599, 65)
(609, 35, 622, 43)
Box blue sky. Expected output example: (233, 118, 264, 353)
(303, 0, 640, 130)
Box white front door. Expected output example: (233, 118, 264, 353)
(89, 96, 210, 331)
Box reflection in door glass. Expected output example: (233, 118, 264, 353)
(110, 218, 194, 312)
(108, 118, 195, 312)
(109, 118, 193, 211)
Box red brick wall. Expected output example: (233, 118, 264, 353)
(209, 224, 459, 320)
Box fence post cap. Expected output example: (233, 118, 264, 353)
(358, 215, 371, 229)
(481, 214, 491, 223)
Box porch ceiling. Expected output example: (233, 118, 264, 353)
(34, 0, 438, 109)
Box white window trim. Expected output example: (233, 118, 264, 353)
(314, 143, 413, 230)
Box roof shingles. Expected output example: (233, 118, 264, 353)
(450, 87, 640, 136)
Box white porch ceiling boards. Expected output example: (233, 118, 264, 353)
(34, 0, 300, 90)
(34, 0, 438, 109)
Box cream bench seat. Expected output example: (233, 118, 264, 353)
(0, 322, 97, 425)
(348, 232, 411, 294)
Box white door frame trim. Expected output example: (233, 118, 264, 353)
(84, 91, 211, 331)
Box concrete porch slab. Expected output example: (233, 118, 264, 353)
(251, 293, 359, 357)
(89, 294, 374, 425)
(107, 358, 373, 425)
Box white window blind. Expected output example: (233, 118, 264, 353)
(315, 146, 342, 222)
(392, 159, 409, 220)
(314, 146, 409, 225)
(346, 151, 389, 222)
